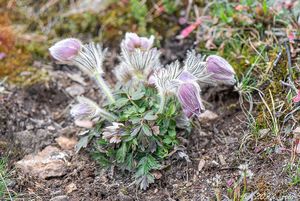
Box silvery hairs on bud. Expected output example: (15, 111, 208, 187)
(72, 42, 107, 77)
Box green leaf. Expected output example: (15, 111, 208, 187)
(167, 103, 176, 116)
(142, 124, 152, 136)
(168, 130, 176, 138)
(75, 135, 89, 153)
(92, 152, 110, 168)
(130, 117, 141, 124)
(115, 97, 129, 108)
(163, 137, 173, 145)
(116, 143, 127, 163)
(138, 107, 146, 113)
(131, 126, 141, 137)
(144, 112, 157, 121)
(131, 91, 145, 100)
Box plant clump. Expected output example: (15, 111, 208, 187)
(49, 33, 236, 190)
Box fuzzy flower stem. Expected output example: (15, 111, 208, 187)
(94, 73, 115, 104)
(157, 93, 166, 114)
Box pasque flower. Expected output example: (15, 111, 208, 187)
(123, 32, 154, 52)
(177, 82, 204, 118)
(71, 96, 116, 121)
(206, 55, 236, 85)
(102, 122, 124, 143)
(49, 38, 82, 62)
(50, 39, 116, 104)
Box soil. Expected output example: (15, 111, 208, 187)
(1, 40, 299, 201)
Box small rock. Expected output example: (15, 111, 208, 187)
(65, 183, 77, 194)
(75, 119, 93, 128)
(152, 171, 162, 179)
(55, 136, 77, 150)
(198, 159, 206, 172)
(218, 154, 227, 166)
(67, 73, 87, 86)
(16, 146, 68, 179)
(66, 84, 85, 97)
(259, 129, 270, 137)
(48, 126, 56, 131)
(50, 195, 69, 201)
(198, 110, 219, 123)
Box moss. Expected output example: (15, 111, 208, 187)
(0, 13, 48, 86)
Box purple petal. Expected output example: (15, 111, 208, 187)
(49, 38, 82, 62)
(177, 82, 204, 118)
(140, 35, 154, 50)
(178, 70, 197, 82)
(206, 55, 236, 84)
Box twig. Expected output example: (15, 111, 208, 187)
(185, 0, 193, 22)
(283, 40, 294, 84)
(273, 46, 282, 67)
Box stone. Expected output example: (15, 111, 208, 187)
(198, 110, 219, 123)
(16, 146, 68, 179)
(65, 183, 77, 194)
(14, 129, 56, 154)
(55, 136, 77, 150)
(65, 84, 85, 97)
(50, 195, 69, 201)
(74, 119, 93, 128)
(259, 129, 270, 138)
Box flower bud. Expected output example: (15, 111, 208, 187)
(206, 55, 236, 85)
(102, 122, 124, 143)
(177, 82, 204, 118)
(70, 97, 100, 120)
(178, 70, 197, 82)
(123, 33, 154, 52)
(49, 38, 82, 62)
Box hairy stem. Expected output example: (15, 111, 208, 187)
(157, 93, 165, 114)
(94, 73, 115, 104)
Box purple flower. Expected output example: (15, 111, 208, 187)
(49, 38, 82, 62)
(123, 33, 154, 52)
(177, 82, 204, 118)
(102, 122, 124, 143)
(178, 70, 197, 82)
(70, 97, 100, 120)
(206, 55, 236, 85)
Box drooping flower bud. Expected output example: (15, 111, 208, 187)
(178, 70, 197, 82)
(70, 96, 100, 120)
(206, 55, 236, 85)
(123, 33, 154, 52)
(102, 122, 124, 143)
(177, 82, 204, 118)
(49, 38, 82, 62)
(71, 97, 116, 121)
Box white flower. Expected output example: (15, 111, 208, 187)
(120, 47, 161, 81)
(122, 32, 154, 52)
(118, 33, 161, 83)
(238, 164, 253, 179)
